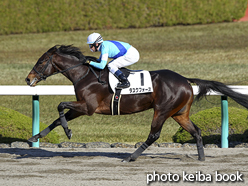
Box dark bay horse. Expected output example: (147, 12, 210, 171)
(26, 45, 248, 162)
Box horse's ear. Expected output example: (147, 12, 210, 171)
(53, 45, 60, 52)
(47, 45, 59, 54)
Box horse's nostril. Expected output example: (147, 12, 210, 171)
(25, 78, 30, 84)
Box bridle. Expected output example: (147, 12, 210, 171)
(32, 52, 106, 85)
(33, 52, 87, 81)
(33, 52, 55, 81)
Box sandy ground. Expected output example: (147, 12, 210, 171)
(0, 147, 247, 186)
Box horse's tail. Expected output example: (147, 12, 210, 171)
(187, 78, 248, 109)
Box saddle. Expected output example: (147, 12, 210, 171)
(109, 68, 153, 115)
(109, 68, 153, 95)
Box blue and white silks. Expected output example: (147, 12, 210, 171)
(89, 40, 131, 70)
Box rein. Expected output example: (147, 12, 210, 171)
(73, 66, 106, 86)
(88, 66, 106, 85)
(33, 52, 106, 86)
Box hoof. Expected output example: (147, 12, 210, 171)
(66, 129, 72, 140)
(198, 157, 205, 161)
(121, 158, 130, 163)
(28, 134, 39, 142)
(122, 156, 136, 163)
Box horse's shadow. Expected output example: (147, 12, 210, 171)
(0, 148, 207, 162)
(0, 148, 132, 160)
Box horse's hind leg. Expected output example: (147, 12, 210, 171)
(123, 111, 167, 162)
(172, 114, 205, 161)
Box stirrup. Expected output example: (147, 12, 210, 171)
(116, 81, 130, 89)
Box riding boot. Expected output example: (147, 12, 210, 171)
(114, 71, 130, 89)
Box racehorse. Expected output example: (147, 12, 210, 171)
(25, 45, 248, 162)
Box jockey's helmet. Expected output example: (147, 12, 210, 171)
(87, 33, 103, 44)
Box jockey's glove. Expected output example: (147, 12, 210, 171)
(85, 59, 91, 64)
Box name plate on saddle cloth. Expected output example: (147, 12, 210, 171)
(109, 70, 153, 115)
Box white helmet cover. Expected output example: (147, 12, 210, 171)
(87, 33, 103, 44)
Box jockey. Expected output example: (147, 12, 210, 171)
(86, 33, 140, 89)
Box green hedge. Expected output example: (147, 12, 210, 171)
(0, 106, 59, 144)
(0, 0, 247, 35)
(173, 107, 248, 144)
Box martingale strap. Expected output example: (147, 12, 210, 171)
(111, 89, 122, 115)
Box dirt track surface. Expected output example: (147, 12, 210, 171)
(0, 147, 247, 186)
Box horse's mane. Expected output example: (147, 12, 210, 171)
(48, 45, 99, 64)
(49, 45, 85, 61)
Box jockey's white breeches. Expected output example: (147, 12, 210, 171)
(108, 46, 140, 74)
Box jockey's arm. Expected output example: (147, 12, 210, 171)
(89, 53, 108, 70)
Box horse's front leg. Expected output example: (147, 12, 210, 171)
(28, 101, 90, 142)
(28, 117, 62, 142)
(57, 101, 91, 139)
(58, 104, 72, 139)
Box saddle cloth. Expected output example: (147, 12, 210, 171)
(109, 69, 153, 95)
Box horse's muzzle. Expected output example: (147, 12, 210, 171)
(25, 77, 30, 85)
(25, 76, 38, 86)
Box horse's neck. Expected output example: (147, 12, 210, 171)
(56, 54, 110, 85)
(61, 62, 109, 86)
(56, 56, 88, 84)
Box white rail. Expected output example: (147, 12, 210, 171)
(0, 85, 75, 95)
(1, 85, 248, 148)
(1, 85, 248, 95)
